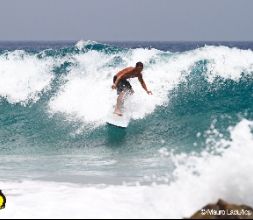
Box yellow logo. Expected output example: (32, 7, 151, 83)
(0, 190, 6, 209)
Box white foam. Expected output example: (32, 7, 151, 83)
(49, 45, 253, 127)
(48, 50, 116, 126)
(0, 50, 54, 104)
(75, 40, 98, 50)
(175, 45, 253, 82)
(165, 119, 253, 216)
(1, 119, 253, 218)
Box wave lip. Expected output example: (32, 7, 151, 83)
(0, 50, 54, 104)
(75, 40, 98, 50)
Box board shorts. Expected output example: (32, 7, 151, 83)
(113, 75, 132, 95)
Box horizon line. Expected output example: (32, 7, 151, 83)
(0, 40, 253, 43)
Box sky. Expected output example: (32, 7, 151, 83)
(0, 0, 252, 41)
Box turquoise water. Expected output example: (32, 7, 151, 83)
(1, 41, 253, 218)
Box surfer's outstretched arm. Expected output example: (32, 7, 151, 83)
(138, 75, 152, 95)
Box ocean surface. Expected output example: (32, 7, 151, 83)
(0, 40, 253, 218)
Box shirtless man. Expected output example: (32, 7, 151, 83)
(112, 62, 152, 116)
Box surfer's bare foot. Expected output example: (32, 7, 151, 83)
(114, 111, 123, 116)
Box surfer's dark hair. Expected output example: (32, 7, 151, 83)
(136, 62, 143, 67)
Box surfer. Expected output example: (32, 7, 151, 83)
(112, 62, 152, 116)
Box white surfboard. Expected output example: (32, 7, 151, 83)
(106, 113, 130, 128)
